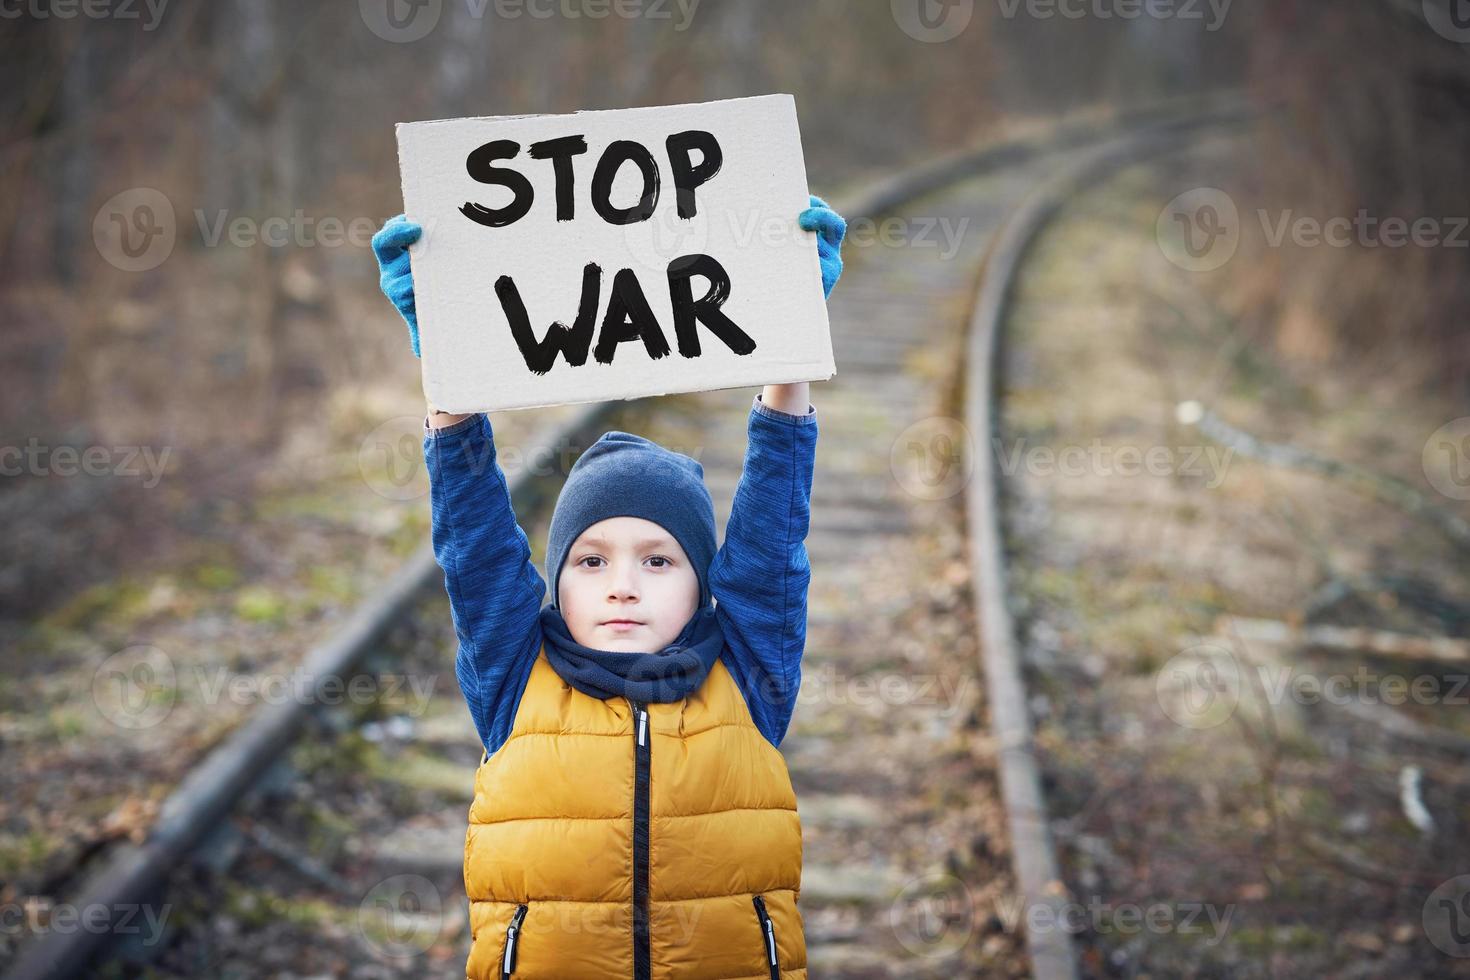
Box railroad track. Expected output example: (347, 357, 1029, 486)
(4, 101, 1247, 980)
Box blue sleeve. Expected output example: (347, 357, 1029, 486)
(709, 392, 818, 748)
(423, 412, 545, 757)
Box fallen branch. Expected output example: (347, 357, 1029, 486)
(1219, 615, 1470, 663)
(1176, 400, 1470, 551)
(1332, 696, 1470, 754)
(1188, 622, 1470, 753)
(236, 818, 356, 897)
(1303, 574, 1470, 634)
(1295, 831, 1431, 888)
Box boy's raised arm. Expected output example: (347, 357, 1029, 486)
(709, 382, 817, 748)
(373, 214, 544, 756)
(424, 411, 547, 756)
(710, 189, 843, 748)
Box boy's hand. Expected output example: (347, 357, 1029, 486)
(798, 194, 847, 300)
(371, 214, 423, 357)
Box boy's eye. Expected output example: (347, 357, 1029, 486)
(577, 555, 670, 568)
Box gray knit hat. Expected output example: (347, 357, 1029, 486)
(545, 430, 717, 611)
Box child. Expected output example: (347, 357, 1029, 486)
(371, 195, 846, 980)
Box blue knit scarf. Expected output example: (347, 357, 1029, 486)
(538, 603, 725, 704)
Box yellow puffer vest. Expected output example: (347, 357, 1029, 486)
(464, 644, 807, 979)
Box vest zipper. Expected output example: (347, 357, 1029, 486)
(631, 699, 652, 980)
(500, 902, 527, 979)
(752, 894, 780, 979)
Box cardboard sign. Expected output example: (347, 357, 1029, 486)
(395, 94, 835, 414)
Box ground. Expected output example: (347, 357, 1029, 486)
(1000, 146, 1470, 978)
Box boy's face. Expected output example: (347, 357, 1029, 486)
(558, 516, 700, 653)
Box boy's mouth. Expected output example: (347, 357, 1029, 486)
(602, 619, 644, 630)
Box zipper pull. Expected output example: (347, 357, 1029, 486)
(636, 704, 649, 747)
(753, 895, 778, 967)
(502, 903, 528, 977)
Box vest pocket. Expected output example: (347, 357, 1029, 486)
(751, 894, 780, 979)
(500, 903, 528, 979)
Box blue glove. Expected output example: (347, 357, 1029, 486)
(798, 194, 846, 299)
(371, 214, 423, 357)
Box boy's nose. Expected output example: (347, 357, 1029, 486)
(609, 570, 639, 600)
